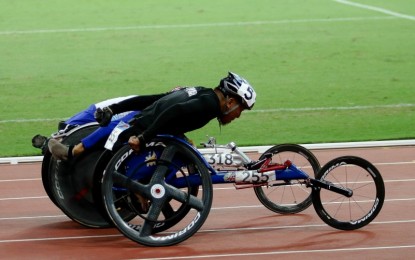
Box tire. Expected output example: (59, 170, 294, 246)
(254, 144, 320, 214)
(47, 125, 114, 228)
(101, 138, 213, 246)
(41, 151, 59, 208)
(312, 156, 385, 230)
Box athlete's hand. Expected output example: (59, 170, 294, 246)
(94, 107, 113, 126)
(128, 136, 141, 152)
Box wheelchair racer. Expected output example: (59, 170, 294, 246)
(48, 72, 257, 161)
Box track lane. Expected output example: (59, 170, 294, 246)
(0, 146, 414, 259)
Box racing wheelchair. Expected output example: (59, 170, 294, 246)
(42, 124, 385, 246)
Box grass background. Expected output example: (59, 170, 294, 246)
(0, 0, 414, 157)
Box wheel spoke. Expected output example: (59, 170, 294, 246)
(166, 184, 204, 211)
(139, 199, 167, 236)
(112, 171, 148, 195)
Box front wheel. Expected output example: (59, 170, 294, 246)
(312, 156, 385, 230)
(254, 144, 320, 214)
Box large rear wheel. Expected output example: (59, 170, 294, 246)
(102, 138, 213, 246)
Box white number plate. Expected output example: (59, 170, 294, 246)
(104, 121, 130, 150)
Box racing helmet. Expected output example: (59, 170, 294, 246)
(219, 72, 256, 110)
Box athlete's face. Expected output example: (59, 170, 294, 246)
(218, 98, 245, 125)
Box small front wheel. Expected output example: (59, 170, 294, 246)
(312, 156, 385, 230)
(254, 144, 320, 214)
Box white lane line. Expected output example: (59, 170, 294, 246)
(334, 0, 415, 21)
(0, 219, 414, 244)
(0, 16, 396, 35)
(211, 179, 415, 190)
(0, 234, 122, 243)
(0, 215, 67, 221)
(0, 196, 48, 201)
(210, 197, 415, 210)
(0, 178, 41, 183)
(1, 176, 414, 185)
(384, 179, 415, 183)
(1, 198, 414, 221)
(0, 118, 65, 123)
(1, 178, 414, 202)
(376, 162, 415, 166)
(250, 103, 415, 114)
(134, 244, 415, 259)
(1, 103, 414, 124)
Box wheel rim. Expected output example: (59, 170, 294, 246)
(254, 144, 320, 214)
(312, 156, 385, 230)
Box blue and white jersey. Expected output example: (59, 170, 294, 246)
(65, 96, 137, 126)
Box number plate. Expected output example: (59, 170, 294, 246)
(203, 153, 243, 167)
(104, 121, 130, 150)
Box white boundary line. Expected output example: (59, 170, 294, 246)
(134, 244, 415, 259)
(0, 118, 66, 124)
(1, 196, 413, 209)
(0, 219, 414, 243)
(1, 104, 414, 124)
(251, 103, 415, 113)
(0, 16, 396, 36)
(0, 178, 41, 183)
(334, 0, 415, 21)
(0, 196, 48, 201)
(1, 139, 414, 164)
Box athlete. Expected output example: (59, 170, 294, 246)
(48, 72, 257, 160)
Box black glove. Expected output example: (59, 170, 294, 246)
(94, 107, 113, 126)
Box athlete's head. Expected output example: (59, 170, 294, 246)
(217, 72, 256, 125)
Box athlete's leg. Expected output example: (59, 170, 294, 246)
(65, 104, 97, 126)
(49, 111, 138, 160)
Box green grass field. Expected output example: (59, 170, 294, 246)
(0, 0, 414, 157)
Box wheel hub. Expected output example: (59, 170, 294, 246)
(150, 184, 165, 199)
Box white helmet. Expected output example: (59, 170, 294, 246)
(219, 72, 256, 109)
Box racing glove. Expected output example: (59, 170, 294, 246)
(94, 107, 113, 126)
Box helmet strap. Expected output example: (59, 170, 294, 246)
(223, 103, 240, 115)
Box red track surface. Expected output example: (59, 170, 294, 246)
(1, 146, 414, 259)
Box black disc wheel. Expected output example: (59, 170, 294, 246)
(46, 125, 114, 228)
(41, 151, 59, 208)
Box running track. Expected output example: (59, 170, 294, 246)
(1, 146, 414, 259)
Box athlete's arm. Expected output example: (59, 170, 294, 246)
(109, 93, 168, 114)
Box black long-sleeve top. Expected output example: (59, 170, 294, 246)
(116, 87, 221, 144)
(108, 93, 168, 115)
